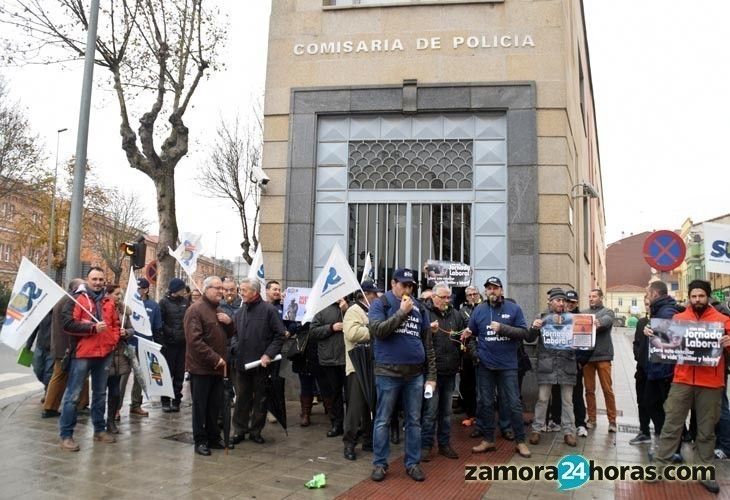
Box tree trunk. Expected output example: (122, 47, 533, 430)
(154, 171, 178, 298)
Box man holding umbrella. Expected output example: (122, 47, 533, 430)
(342, 280, 381, 461)
(231, 278, 286, 445)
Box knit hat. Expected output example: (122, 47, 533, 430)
(548, 287, 567, 301)
(168, 277, 186, 294)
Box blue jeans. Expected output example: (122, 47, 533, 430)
(716, 379, 730, 455)
(59, 355, 112, 438)
(32, 346, 54, 388)
(421, 373, 456, 449)
(476, 366, 526, 442)
(373, 374, 424, 468)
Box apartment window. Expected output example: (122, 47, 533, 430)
(618, 298, 623, 307)
(631, 298, 637, 307)
(1, 243, 12, 262)
(1, 202, 16, 221)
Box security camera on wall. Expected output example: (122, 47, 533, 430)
(251, 165, 270, 186)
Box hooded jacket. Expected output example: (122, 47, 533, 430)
(62, 284, 121, 359)
(644, 295, 680, 380)
(671, 305, 730, 389)
(159, 293, 189, 346)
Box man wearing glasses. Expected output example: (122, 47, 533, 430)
(368, 268, 436, 483)
(420, 283, 469, 461)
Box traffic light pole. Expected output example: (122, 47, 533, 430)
(64, 0, 100, 287)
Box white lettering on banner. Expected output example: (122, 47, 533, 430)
(292, 34, 534, 56)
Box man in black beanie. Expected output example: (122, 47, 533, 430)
(159, 277, 190, 412)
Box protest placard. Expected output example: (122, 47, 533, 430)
(540, 313, 596, 350)
(425, 260, 472, 288)
(648, 319, 723, 366)
(283, 287, 311, 322)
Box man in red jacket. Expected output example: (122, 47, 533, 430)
(59, 267, 121, 451)
(649, 280, 730, 493)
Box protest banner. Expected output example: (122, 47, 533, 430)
(283, 287, 311, 322)
(302, 244, 361, 324)
(425, 260, 472, 287)
(648, 318, 723, 366)
(540, 313, 596, 350)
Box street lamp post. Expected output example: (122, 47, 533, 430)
(213, 230, 221, 277)
(47, 127, 68, 276)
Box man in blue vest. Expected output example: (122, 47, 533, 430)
(368, 268, 436, 483)
(469, 276, 532, 458)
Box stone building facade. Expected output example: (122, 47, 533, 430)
(260, 0, 606, 318)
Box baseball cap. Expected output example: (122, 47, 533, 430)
(392, 268, 417, 285)
(565, 290, 579, 302)
(484, 276, 503, 288)
(360, 280, 383, 293)
(137, 278, 150, 289)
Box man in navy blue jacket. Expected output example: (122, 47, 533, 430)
(368, 268, 436, 483)
(468, 277, 532, 458)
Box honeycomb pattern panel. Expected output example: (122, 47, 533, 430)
(348, 139, 473, 190)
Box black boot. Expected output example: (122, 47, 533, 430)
(344, 443, 356, 461)
(107, 395, 120, 434)
(327, 423, 344, 438)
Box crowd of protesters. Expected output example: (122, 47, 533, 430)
(24, 264, 730, 493)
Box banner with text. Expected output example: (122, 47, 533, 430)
(283, 287, 311, 323)
(704, 222, 730, 275)
(648, 318, 723, 366)
(425, 260, 472, 288)
(541, 313, 596, 350)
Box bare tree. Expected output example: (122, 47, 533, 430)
(0, 1, 227, 293)
(198, 113, 262, 264)
(88, 189, 150, 283)
(0, 76, 45, 197)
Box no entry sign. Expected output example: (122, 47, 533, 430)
(643, 230, 686, 272)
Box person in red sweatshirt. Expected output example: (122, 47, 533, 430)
(648, 279, 730, 494)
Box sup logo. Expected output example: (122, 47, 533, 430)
(557, 454, 590, 491)
(257, 264, 265, 279)
(322, 267, 342, 293)
(710, 240, 730, 259)
(4, 281, 42, 325)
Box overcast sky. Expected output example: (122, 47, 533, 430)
(2, 0, 728, 261)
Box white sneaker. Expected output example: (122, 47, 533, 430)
(714, 449, 728, 460)
(577, 426, 588, 437)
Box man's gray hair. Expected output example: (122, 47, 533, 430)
(239, 277, 261, 293)
(465, 285, 478, 294)
(433, 283, 452, 296)
(202, 276, 221, 291)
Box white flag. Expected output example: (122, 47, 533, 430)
(136, 337, 175, 399)
(248, 245, 266, 288)
(124, 268, 153, 339)
(0, 257, 66, 350)
(168, 232, 203, 276)
(302, 244, 361, 324)
(361, 252, 374, 283)
(704, 222, 730, 275)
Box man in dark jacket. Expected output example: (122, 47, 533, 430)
(219, 278, 241, 368)
(630, 281, 679, 446)
(583, 288, 617, 432)
(310, 296, 348, 437)
(469, 277, 532, 459)
(231, 277, 286, 444)
(421, 283, 467, 461)
(527, 288, 578, 447)
(184, 276, 235, 456)
(368, 268, 436, 483)
(158, 277, 189, 412)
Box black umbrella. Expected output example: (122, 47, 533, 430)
(348, 343, 375, 414)
(222, 364, 235, 454)
(265, 364, 288, 436)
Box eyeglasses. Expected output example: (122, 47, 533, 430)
(467, 292, 480, 297)
(435, 295, 451, 300)
(208, 286, 224, 290)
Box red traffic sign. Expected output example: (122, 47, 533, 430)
(145, 260, 158, 284)
(643, 230, 686, 271)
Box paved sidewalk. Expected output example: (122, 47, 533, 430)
(0, 328, 728, 499)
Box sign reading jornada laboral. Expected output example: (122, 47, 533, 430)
(540, 313, 596, 351)
(293, 33, 535, 56)
(425, 260, 472, 288)
(649, 319, 723, 367)
(704, 222, 730, 275)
